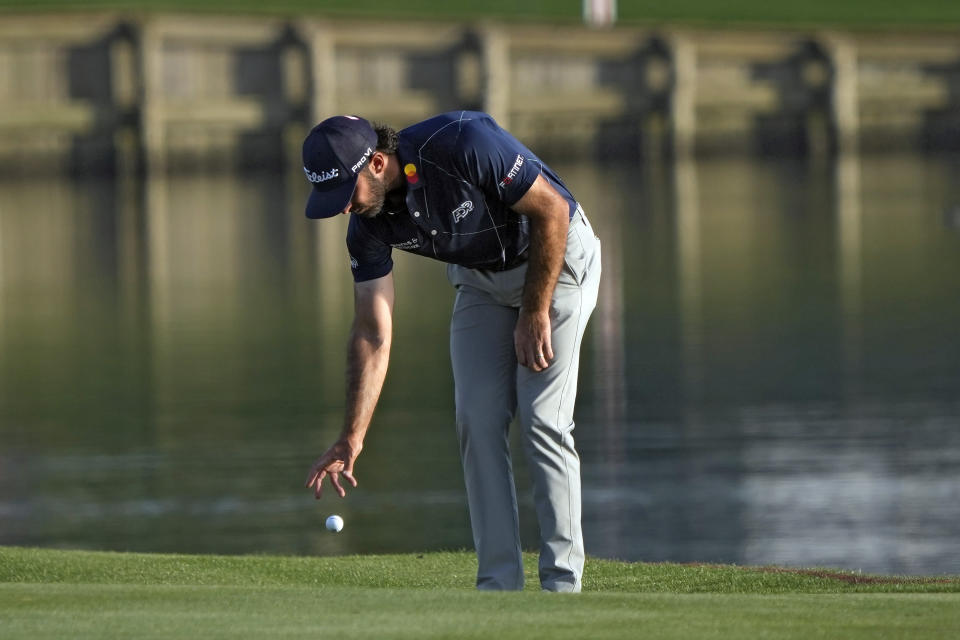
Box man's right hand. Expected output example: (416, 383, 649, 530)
(305, 439, 362, 499)
(305, 274, 393, 501)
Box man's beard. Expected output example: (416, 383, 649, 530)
(353, 172, 387, 218)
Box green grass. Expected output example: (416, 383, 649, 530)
(1, 0, 960, 28)
(1, 547, 959, 639)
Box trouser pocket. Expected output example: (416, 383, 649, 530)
(561, 208, 594, 285)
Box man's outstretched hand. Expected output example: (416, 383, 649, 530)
(305, 438, 361, 498)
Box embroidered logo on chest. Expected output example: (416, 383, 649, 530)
(391, 237, 421, 250)
(452, 200, 474, 223)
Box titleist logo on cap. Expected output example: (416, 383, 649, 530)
(304, 167, 339, 184)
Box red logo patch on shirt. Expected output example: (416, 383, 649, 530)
(498, 154, 524, 189)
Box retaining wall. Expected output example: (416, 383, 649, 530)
(1, 14, 959, 172)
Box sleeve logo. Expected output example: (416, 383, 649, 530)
(498, 154, 524, 188)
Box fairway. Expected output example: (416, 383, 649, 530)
(1, 548, 958, 639)
(3, 584, 959, 639)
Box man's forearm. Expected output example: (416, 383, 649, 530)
(522, 209, 569, 313)
(341, 327, 391, 444)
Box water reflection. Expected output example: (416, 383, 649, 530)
(1, 152, 958, 575)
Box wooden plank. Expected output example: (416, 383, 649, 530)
(852, 34, 960, 62)
(482, 25, 510, 126)
(314, 20, 466, 50)
(680, 29, 802, 60)
(823, 33, 860, 154)
(0, 102, 94, 131)
(500, 24, 644, 57)
(508, 90, 626, 117)
(149, 15, 285, 45)
(154, 99, 267, 127)
(696, 86, 779, 111)
(671, 34, 697, 155)
(858, 84, 949, 108)
(141, 18, 166, 169)
(335, 93, 441, 125)
(859, 111, 925, 128)
(303, 21, 337, 123)
(0, 14, 118, 42)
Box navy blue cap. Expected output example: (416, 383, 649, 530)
(302, 115, 378, 219)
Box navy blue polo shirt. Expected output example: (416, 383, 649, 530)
(346, 111, 578, 282)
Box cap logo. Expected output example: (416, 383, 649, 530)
(351, 147, 374, 174)
(304, 166, 339, 184)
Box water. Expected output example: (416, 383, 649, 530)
(1, 152, 958, 575)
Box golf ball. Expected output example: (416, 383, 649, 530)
(325, 514, 344, 533)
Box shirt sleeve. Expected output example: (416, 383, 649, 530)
(346, 216, 393, 282)
(456, 116, 544, 206)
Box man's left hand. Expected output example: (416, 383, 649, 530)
(515, 309, 553, 371)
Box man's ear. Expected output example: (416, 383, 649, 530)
(369, 151, 386, 175)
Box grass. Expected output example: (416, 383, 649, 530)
(1, 0, 960, 28)
(1, 547, 959, 639)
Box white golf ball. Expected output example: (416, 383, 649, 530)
(325, 514, 344, 533)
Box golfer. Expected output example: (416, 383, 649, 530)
(303, 111, 601, 592)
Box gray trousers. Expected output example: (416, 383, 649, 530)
(447, 207, 601, 591)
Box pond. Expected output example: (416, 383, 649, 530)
(1, 151, 958, 575)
